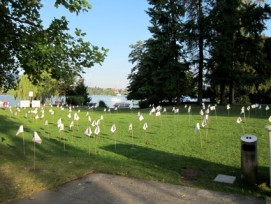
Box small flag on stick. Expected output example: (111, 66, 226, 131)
(32, 132, 42, 170)
(16, 125, 25, 155)
(194, 123, 202, 148)
(111, 124, 117, 150)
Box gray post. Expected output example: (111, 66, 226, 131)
(265, 125, 271, 187)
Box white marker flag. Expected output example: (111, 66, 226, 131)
(200, 110, 204, 116)
(194, 123, 200, 132)
(237, 117, 242, 124)
(74, 113, 79, 121)
(44, 120, 48, 126)
(84, 127, 92, 137)
(143, 122, 148, 130)
(202, 115, 208, 127)
(94, 126, 100, 135)
(111, 124, 116, 133)
(139, 115, 144, 121)
(69, 121, 74, 129)
(226, 104, 230, 110)
(156, 111, 161, 117)
(269, 116, 271, 123)
(67, 113, 71, 119)
(240, 107, 245, 114)
(175, 108, 179, 114)
(210, 106, 216, 111)
(88, 116, 91, 122)
(32, 132, 42, 144)
(16, 125, 24, 136)
(266, 105, 270, 111)
(57, 118, 62, 126)
(92, 120, 97, 127)
(202, 120, 207, 127)
(59, 123, 64, 132)
(128, 123, 133, 131)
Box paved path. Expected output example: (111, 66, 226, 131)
(12, 173, 265, 204)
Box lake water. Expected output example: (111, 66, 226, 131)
(0, 95, 138, 108)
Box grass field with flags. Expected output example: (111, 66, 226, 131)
(1, 103, 271, 203)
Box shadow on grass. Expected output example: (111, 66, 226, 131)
(1, 107, 271, 203)
(101, 143, 270, 196)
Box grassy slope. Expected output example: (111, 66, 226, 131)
(0, 104, 271, 203)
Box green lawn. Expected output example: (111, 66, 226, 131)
(1, 104, 271, 203)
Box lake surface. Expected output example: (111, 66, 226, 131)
(0, 95, 137, 108)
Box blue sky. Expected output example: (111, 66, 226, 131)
(40, 0, 271, 89)
(41, 0, 151, 89)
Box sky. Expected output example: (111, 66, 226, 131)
(40, 0, 151, 89)
(40, 0, 271, 89)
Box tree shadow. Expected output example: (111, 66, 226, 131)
(101, 143, 270, 196)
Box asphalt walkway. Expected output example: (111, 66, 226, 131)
(11, 173, 266, 204)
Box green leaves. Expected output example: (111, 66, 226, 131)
(0, 0, 107, 92)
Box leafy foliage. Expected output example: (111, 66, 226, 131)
(127, 1, 189, 105)
(0, 0, 108, 92)
(128, 0, 271, 105)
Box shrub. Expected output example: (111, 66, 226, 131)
(66, 96, 84, 106)
(98, 100, 108, 108)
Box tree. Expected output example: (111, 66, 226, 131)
(127, 0, 188, 105)
(181, 0, 213, 104)
(0, 0, 108, 91)
(207, 0, 271, 104)
(66, 77, 89, 105)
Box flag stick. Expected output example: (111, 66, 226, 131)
(95, 135, 97, 154)
(241, 123, 245, 134)
(132, 130, 134, 146)
(144, 130, 147, 144)
(89, 136, 91, 156)
(114, 132, 117, 150)
(23, 132, 25, 156)
(63, 132, 66, 151)
(33, 141, 36, 170)
(47, 125, 50, 139)
(72, 128, 74, 143)
(205, 124, 209, 143)
(199, 130, 203, 148)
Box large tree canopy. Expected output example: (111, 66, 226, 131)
(0, 0, 108, 92)
(127, 0, 189, 105)
(127, 0, 271, 105)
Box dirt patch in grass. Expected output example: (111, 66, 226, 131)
(181, 167, 203, 183)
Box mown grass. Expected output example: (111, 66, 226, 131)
(1, 104, 271, 203)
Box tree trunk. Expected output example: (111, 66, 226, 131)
(197, 0, 203, 105)
(229, 80, 235, 104)
(220, 82, 226, 105)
